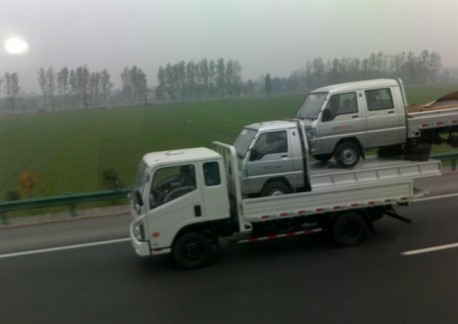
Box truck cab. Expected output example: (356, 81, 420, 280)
(296, 79, 407, 167)
(130, 148, 231, 258)
(233, 119, 311, 196)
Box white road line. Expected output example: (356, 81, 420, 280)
(401, 242, 458, 256)
(0, 237, 130, 259)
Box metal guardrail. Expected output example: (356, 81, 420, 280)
(0, 152, 457, 226)
(0, 188, 131, 225)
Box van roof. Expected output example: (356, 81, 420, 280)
(143, 147, 221, 167)
(312, 79, 400, 94)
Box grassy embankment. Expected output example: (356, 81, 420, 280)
(1, 83, 457, 201)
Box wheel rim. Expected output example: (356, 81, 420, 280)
(270, 189, 285, 196)
(183, 241, 203, 261)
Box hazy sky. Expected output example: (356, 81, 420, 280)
(2, 0, 458, 92)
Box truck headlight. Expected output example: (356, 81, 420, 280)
(133, 221, 146, 241)
(305, 126, 317, 139)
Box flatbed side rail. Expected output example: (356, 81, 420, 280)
(212, 141, 247, 233)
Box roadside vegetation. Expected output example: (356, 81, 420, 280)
(1, 84, 457, 200)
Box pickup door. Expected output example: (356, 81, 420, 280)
(363, 87, 406, 146)
(244, 129, 302, 195)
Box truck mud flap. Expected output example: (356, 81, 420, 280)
(384, 206, 411, 224)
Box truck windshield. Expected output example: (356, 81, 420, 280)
(234, 128, 257, 158)
(296, 92, 328, 120)
(134, 161, 149, 195)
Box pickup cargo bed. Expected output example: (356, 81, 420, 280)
(309, 157, 442, 189)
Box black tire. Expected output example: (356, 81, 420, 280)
(313, 153, 333, 162)
(173, 232, 212, 270)
(261, 181, 291, 197)
(404, 143, 432, 161)
(335, 141, 361, 168)
(377, 144, 403, 158)
(332, 212, 368, 247)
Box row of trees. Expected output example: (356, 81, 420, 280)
(285, 50, 443, 93)
(37, 66, 114, 112)
(155, 58, 243, 102)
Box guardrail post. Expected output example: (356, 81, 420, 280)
(452, 159, 457, 171)
(1, 212, 9, 225)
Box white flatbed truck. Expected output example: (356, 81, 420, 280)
(129, 136, 442, 269)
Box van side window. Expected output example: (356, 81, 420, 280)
(365, 88, 394, 110)
(322, 92, 357, 121)
(203, 162, 221, 186)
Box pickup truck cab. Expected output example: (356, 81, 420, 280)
(233, 119, 311, 196)
(296, 79, 407, 167)
(296, 78, 458, 168)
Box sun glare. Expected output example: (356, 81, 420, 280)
(5, 36, 29, 54)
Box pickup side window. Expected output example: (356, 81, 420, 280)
(322, 92, 357, 121)
(365, 88, 394, 111)
(149, 164, 196, 209)
(203, 162, 221, 186)
(250, 131, 288, 161)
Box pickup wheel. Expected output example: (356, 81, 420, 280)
(173, 232, 212, 270)
(332, 212, 368, 247)
(404, 143, 432, 161)
(261, 181, 290, 196)
(335, 142, 361, 168)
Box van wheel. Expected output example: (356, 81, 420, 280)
(261, 181, 290, 196)
(335, 142, 361, 168)
(173, 232, 212, 270)
(332, 212, 368, 247)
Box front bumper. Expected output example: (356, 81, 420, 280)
(130, 222, 151, 257)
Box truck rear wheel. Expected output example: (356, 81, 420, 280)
(335, 142, 361, 168)
(332, 211, 368, 247)
(173, 232, 212, 270)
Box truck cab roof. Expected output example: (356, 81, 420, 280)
(244, 120, 297, 132)
(143, 147, 221, 168)
(312, 79, 400, 94)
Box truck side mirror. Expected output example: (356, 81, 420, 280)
(249, 148, 263, 161)
(322, 108, 332, 122)
(134, 190, 143, 206)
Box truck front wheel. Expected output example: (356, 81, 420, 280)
(335, 142, 361, 168)
(332, 211, 368, 247)
(261, 181, 291, 196)
(173, 232, 212, 270)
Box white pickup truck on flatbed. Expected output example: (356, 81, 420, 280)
(129, 131, 442, 269)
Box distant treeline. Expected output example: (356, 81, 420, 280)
(284, 50, 443, 94)
(0, 50, 454, 114)
(155, 58, 243, 102)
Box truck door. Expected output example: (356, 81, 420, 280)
(245, 130, 295, 194)
(317, 91, 366, 153)
(364, 87, 406, 146)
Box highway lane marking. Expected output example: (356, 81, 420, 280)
(0, 237, 130, 259)
(401, 242, 458, 256)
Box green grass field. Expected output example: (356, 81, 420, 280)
(1, 83, 457, 200)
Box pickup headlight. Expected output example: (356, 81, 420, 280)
(133, 221, 146, 241)
(305, 126, 317, 139)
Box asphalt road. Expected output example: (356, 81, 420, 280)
(1, 175, 457, 323)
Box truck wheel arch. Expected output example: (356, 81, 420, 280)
(261, 178, 292, 196)
(334, 138, 364, 168)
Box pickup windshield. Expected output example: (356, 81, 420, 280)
(234, 128, 257, 158)
(296, 92, 328, 120)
